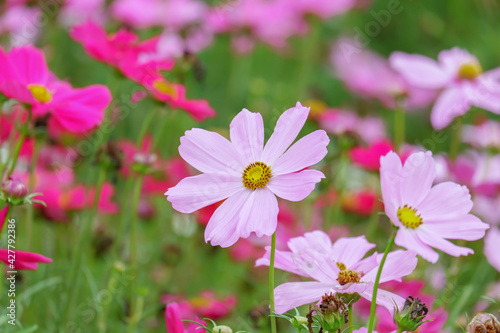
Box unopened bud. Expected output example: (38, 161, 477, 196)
(212, 325, 232, 333)
(2, 177, 27, 200)
(466, 313, 500, 333)
(308, 293, 348, 332)
(394, 296, 428, 332)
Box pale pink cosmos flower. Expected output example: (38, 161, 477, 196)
(390, 47, 500, 129)
(256, 231, 418, 314)
(165, 102, 329, 247)
(485, 227, 500, 272)
(380, 151, 489, 263)
(331, 38, 436, 110)
(473, 195, 500, 226)
(462, 120, 500, 150)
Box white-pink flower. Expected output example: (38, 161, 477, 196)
(380, 151, 489, 263)
(390, 47, 500, 129)
(165, 102, 329, 247)
(485, 227, 500, 272)
(256, 231, 418, 314)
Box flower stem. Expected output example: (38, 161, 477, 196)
(367, 227, 397, 333)
(394, 104, 405, 151)
(269, 231, 277, 333)
(449, 116, 463, 160)
(5, 110, 31, 178)
(395, 327, 405, 333)
(348, 304, 353, 333)
(128, 174, 144, 333)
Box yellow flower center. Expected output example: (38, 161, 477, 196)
(336, 265, 361, 286)
(28, 84, 52, 103)
(242, 162, 272, 190)
(458, 62, 482, 80)
(153, 79, 177, 98)
(397, 205, 423, 229)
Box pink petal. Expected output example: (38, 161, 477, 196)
(380, 151, 403, 226)
(165, 303, 184, 333)
(267, 170, 324, 202)
(465, 72, 500, 114)
(272, 130, 329, 175)
(331, 236, 375, 268)
(370, 250, 417, 284)
(360, 288, 405, 316)
(418, 228, 474, 258)
(8, 45, 50, 85)
(179, 128, 245, 176)
(229, 108, 264, 164)
(255, 247, 305, 277)
(0, 206, 9, 231)
(400, 151, 435, 208)
(418, 182, 473, 220)
(261, 102, 309, 165)
(165, 173, 244, 213)
(236, 188, 278, 238)
(422, 215, 488, 241)
(274, 282, 332, 314)
(395, 228, 439, 263)
(288, 230, 333, 254)
(431, 87, 471, 130)
(485, 228, 500, 272)
(389, 52, 450, 89)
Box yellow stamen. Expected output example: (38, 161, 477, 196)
(153, 79, 177, 98)
(397, 205, 423, 229)
(337, 269, 361, 285)
(242, 162, 272, 190)
(28, 84, 52, 103)
(336, 262, 346, 271)
(458, 62, 482, 80)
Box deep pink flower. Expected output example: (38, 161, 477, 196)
(380, 151, 489, 263)
(0, 46, 111, 133)
(349, 140, 394, 171)
(166, 102, 329, 247)
(165, 302, 206, 333)
(256, 231, 418, 314)
(0, 249, 52, 270)
(485, 227, 500, 272)
(390, 48, 500, 129)
(163, 291, 236, 320)
(341, 190, 381, 216)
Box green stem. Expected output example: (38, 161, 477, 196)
(269, 231, 277, 333)
(26, 138, 40, 248)
(136, 109, 157, 149)
(128, 174, 144, 333)
(396, 327, 405, 333)
(449, 116, 463, 160)
(348, 304, 353, 333)
(5, 110, 31, 178)
(394, 105, 405, 151)
(367, 228, 398, 333)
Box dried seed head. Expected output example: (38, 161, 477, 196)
(466, 313, 500, 333)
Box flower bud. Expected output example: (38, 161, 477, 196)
(2, 177, 27, 200)
(466, 313, 500, 333)
(394, 296, 428, 332)
(212, 325, 233, 333)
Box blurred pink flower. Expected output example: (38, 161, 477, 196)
(473, 195, 500, 226)
(353, 329, 377, 333)
(163, 291, 236, 320)
(0, 46, 111, 133)
(380, 151, 489, 263)
(0, 5, 41, 46)
(256, 231, 417, 314)
(0, 249, 52, 270)
(349, 140, 394, 171)
(59, 0, 107, 27)
(390, 47, 500, 129)
(166, 102, 329, 247)
(485, 227, 500, 272)
(165, 302, 206, 333)
(331, 38, 436, 110)
(462, 120, 500, 149)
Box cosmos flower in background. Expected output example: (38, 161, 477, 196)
(331, 37, 437, 110)
(165, 302, 207, 333)
(380, 151, 489, 263)
(0, 3, 41, 46)
(0, 249, 52, 270)
(166, 102, 329, 247)
(390, 47, 500, 129)
(462, 120, 500, 150)
(0, 45, 111, 133)
(256, 231, 418, 314)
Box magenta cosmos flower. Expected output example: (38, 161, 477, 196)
(165, 102, 329, 247)
(380, 151, 489, 263)
(256, 231, 418, 314)
(0, 45, 111, 133)
(390, 47, 500, 129)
